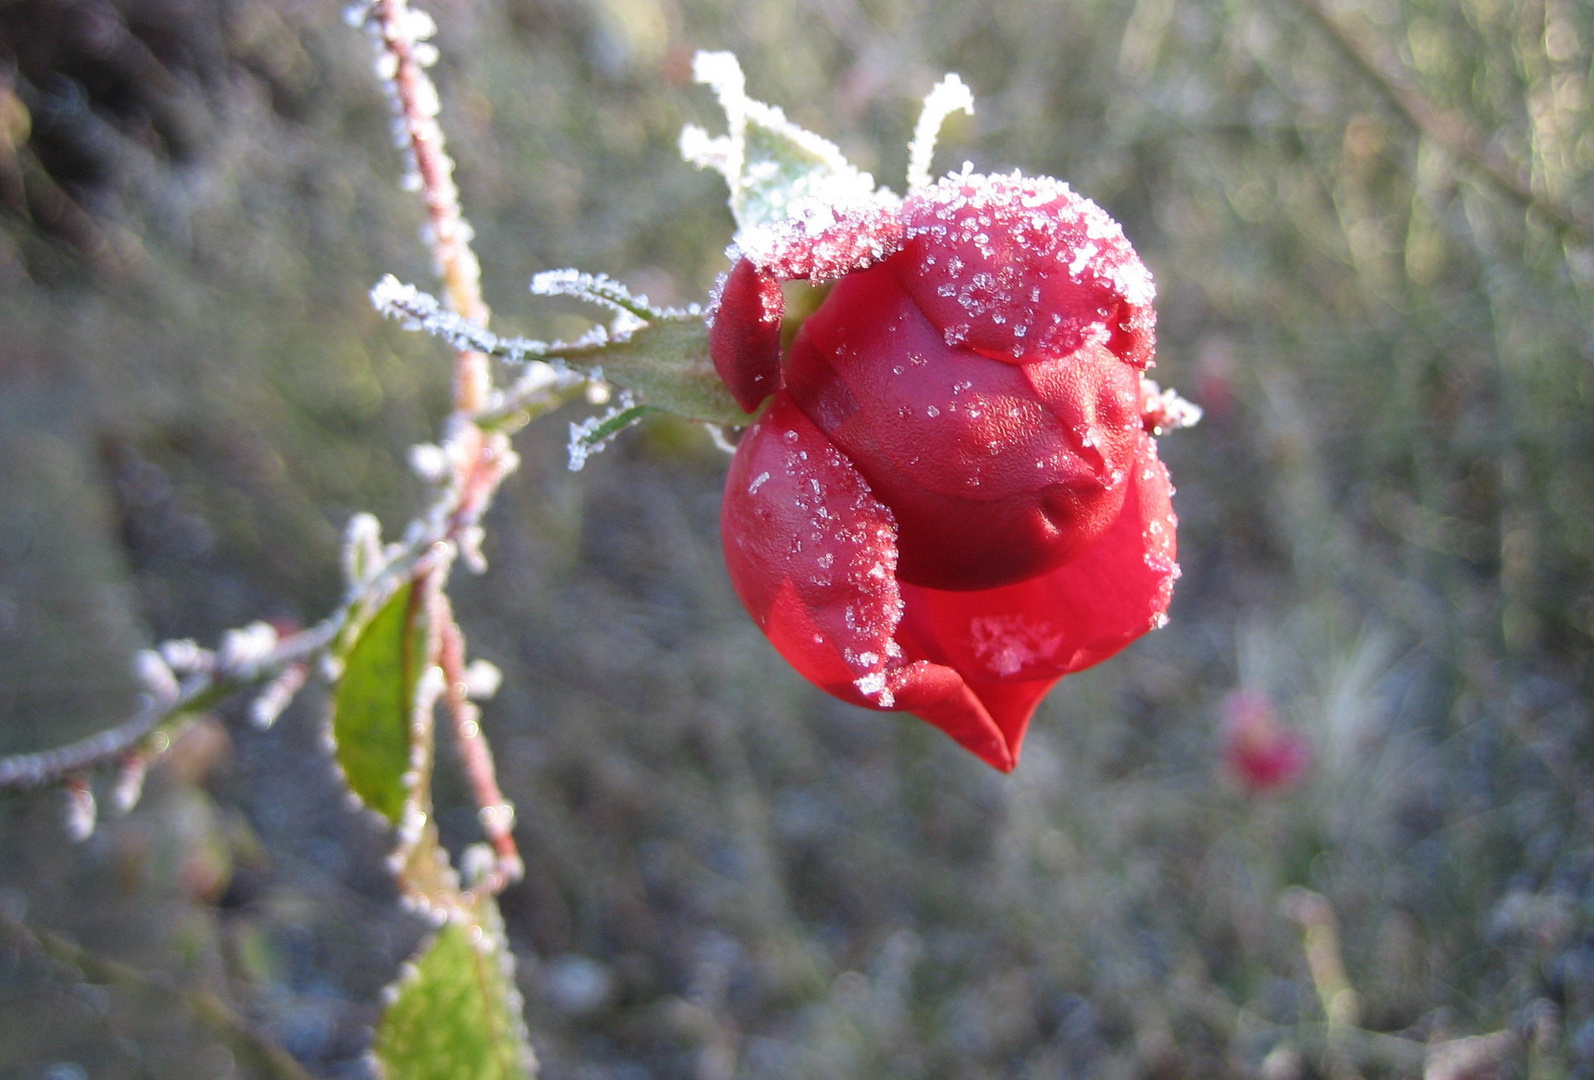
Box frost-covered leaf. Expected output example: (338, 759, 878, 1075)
(906, 74, 975, 191)
(331, 582, 428, 825)
(681, 51, 881, 238)
(371, 276, 566, 368)
(375, 273, 744, 426)
(374, 900, 532, 1080)
(530, 269, 661, 322)
(562, 314, 754, 426)
(567, 399, 658, 472)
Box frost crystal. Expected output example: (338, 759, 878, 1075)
(854, 671, 895, 708)
(462, 659, 503, 700)
(704, 424, 739, 455)
(218, 622, 280, 679)
(342, 511, 386, 585)
(63, 779, 96, 843)
(370, 276, 516, 355)
(370, 275, 586, 399)
(132, 649, 180, 703)
(159, 638, 213, 675)
(249, 663, 309, 731)
(408, 443, 449, 483)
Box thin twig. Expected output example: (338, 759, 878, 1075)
(0, 549, 412, 791)
(368, 0, 492, 414)
(435, 594, 523, 890)
(0, 698, 168, 790)
(367, 0, 525, 899)
(1294, 0, 1594, 245)
(0, 3, 540, 910)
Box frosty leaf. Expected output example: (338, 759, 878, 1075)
(560, 314, 755, 426)
(906, 74, 975, 191)
(567, 399, 658, 472)
(371, 276, 565, 368)
(373, 899, 532, 1080)
(530, 269, 661, 322)
(375, 272, 743, 426)
(681, 51, 879, 238)
(331, 582, 428, 825)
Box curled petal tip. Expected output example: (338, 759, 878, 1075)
(710, 258, 784, 412)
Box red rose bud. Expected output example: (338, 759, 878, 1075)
(714, 171, 1179, 772)
(1221, 691, 1310, 792)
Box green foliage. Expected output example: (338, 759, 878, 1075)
(733, 114, 857, 230)
(569, 317, 752, 426)
(373, 903, 530, 1080)
(579, 404, 658, 446)
(331, 582, 427, 825)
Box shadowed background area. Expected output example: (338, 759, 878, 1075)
(1, 0, 1593, 1077)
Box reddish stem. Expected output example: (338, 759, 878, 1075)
(372, 0, 492, 414)
(371, 0, 524, 897)
(435, 593, 524, 889)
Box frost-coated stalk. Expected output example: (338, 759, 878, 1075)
(0, 620, 339, 794)
(435, 598, 522, 890)
(363, 0, 524, 888)
(367, 0, 492, 414)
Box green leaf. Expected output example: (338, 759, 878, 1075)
(331, 582, 428, 824)
(374, 901, 532, 1080)
(575, 403, 658, 448)
(561, 315, 755, 426)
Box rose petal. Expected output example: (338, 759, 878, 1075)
(710, 257, 785, 412)
(721, 396, 1017, 768)
(740, 198, 908, 284)
(784, 262, 1139, 589)
(898, 432, 1178, 688)
(896, 173, 1156, 367)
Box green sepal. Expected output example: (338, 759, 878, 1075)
(680, 51, 879, 237)
(562, 316, 756, 427)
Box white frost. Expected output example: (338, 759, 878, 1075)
(907, 74, 975, 191)
(854, 671, 895, 708)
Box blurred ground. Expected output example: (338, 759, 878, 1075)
(1, 0, 1593, 1078)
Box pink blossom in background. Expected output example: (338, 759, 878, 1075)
(1222, 690, 1310, 792)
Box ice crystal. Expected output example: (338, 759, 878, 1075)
(370, 275, 588, 403)
(1141, 379, 1204, 434)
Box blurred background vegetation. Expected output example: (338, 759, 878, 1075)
(1, 0, 1592, 1077)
